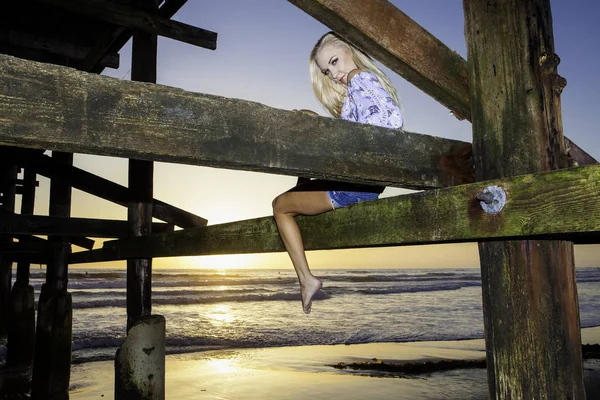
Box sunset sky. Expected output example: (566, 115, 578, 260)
(25, 0, 600, 269)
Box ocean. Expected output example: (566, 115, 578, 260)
(2, 266, 600, 365)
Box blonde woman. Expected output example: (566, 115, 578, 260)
(272, 32, 404, 314)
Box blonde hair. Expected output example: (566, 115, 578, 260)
(309, 32, 400, 118)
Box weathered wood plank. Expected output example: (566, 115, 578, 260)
(0, 210, 173, 237)
(38, 0, 217, 50)
(288, 0, 596, 166)
(0, 54, 473, 190)
(2, 147, 207, 228)
(464, 0, 585, 398)
(69, 164, 600, 263)
(288, 0, 471, 120)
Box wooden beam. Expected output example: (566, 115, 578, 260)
(87, 0, 189, 73)
(126, 16, 157, 331)
(69, 164, 600, 263)
(288, 0, 597, 167)
(0, 54, 474, 190)
(0, 30, 119, 69)
(38, 0, 217, 50)
(464, 0, 584, 397)
(16, 167, 37, 282)
(3, 147, 207, 228)
(288, 0, 471, 120)
(0, 40, 118, 70)
(31, 150, 73, 399)
(0, 241, 52, 255)
(0, 211, 173, 237)
(6, 234, 93, 261)
(47, 151, 73, 288)
(0, 158, 17, 338)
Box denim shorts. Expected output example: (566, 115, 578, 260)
(326, 190, 380, 210)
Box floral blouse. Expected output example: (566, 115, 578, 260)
(340, 71, 404, 130)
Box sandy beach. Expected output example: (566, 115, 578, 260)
(68, 326, 600, 400)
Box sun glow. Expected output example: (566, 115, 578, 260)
(205, 357, 239, 374)
(186, 254, 265, 270)
(203, 304, 235, 325)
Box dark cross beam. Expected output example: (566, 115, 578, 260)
(0, 30, 119, 69)
(3, 147, 207, 228)
(86, 0, 190, 73)
(0, 210, 174, 237)
(38, 0, 217, 50)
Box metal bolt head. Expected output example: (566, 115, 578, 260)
(477, 185, 506, 214)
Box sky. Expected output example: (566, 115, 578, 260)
(23, 0, 600, 269)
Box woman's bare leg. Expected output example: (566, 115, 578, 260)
(272, 190, 333, 314)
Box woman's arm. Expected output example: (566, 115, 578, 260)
(346, 71, 403, 129)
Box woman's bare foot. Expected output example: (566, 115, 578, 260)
(301, 277, 323, 314)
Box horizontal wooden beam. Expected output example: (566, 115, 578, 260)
(288, 0, 597, 166)
(0, 30, 119, 69)
(0, 240, 52, 255)
(0, 54, 474, 189)
(0, 40, 118, 70)
(3, 234, 92, 263)
(38, 0, 217, 50)
(70, 164, 600, 263)
(288, 0, 471, 120)
(0, 210, 173, 238)
(12, 233, 94, 251)
(87, 0, 189, 73)
(3, 147, 208, 228)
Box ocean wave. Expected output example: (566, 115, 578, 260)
(61, 277, 298, 290)
(357, 281, 481, 295)
(72, 336, 125, 351)
(71, 290, 331, 309)
(326, 274, 481, 283)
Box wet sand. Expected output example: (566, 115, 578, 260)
(68, 326, 600, 400)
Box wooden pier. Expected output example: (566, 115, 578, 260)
(0, 0, 596, 398)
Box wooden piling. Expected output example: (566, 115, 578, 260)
(7, 167, 37, 367)
(463, 0, 585, 398)
(31, 151, 73, 400)
(116, 2, 164, 398)
(126, 0, 156, 330)
(0, 157, 17, 338)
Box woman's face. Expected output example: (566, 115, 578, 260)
(315, 42, 357, 86)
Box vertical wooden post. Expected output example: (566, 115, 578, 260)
(0, 156, 17, 339)
(463, 0, 585, 398)
(115, 2, 165, 399)
(125, 0, 157, 332)
(7, 167, 37, 367)
(126, 158, 154, 331)
(32, 151, 73, 400)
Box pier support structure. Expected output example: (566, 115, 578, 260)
(31, 151, 73, 400)
(464, 0, 585, 398)
(7, 167, 37, 367)
(116, 1, 165, 399)
(0, 154, 17, 339)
